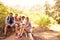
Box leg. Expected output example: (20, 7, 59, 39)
(15, 24, 19, 34)
(18, 24, 25, 36)
(17, 24, 26, 38)
(20, 24, 26, 36)
(20, 27, 24, 36)
(4, 24, 9, 35)
(24, 28, 31, 33)
(23, 30, 28, 37)
(25, 28, 33, 40)
(16, 27, 24, 38)
(28, 33, 34, 40)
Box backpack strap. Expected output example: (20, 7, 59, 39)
(7, 16, 10, 20)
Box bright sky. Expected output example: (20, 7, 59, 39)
(0, 0, 45, 10)
(0, 0, 55, 10)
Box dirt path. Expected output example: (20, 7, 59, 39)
(1, 31, 60, 40)
(33, 32, 60, 40)
(2, 34, 29, 40)
(1, 28, 60, 40)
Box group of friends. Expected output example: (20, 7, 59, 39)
(4, 13, 33, 40)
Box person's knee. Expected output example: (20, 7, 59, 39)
(5, 24, 9, 28)
(25, 28, 30, 33)
(15, 24, 19, 27)
(15, 24, 19, 31)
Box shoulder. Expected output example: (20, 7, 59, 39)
(27, 21, 31, 25)
(6, 16, 9, 19)
(29, 21, 31, 24)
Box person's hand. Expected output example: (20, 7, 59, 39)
(10, 24, 14, 27)
(15, 24, 18, 27)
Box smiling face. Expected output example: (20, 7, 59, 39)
(15, 14, 18, 17)
(22, 16, 25, 20)
(9, 13, 13, 18)
(26, 17, 29, 22)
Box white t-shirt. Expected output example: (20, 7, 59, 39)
(19, 19, 26, 28)
(21, 19, 26, 25)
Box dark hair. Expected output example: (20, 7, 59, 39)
(19, 17, 21, 21)
(15, 14, 18, 15)
(10, 13, 13, 15)
(22, 16, 25, 18)
(26, 17, 29, 19)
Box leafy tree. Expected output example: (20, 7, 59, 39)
(0, 3, 8, 26)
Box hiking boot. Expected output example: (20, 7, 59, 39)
(18, 34, 22, 38)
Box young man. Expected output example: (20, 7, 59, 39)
(4, 13, 15, 37)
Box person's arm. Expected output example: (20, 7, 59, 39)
(13, 17, 15, 24)
(28, 22, 33, 32)
(28, 22, 32, 29)
(5, 17, 9, 24)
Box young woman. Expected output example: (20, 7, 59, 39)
(4, 13, 15, 37)
(25, 17, 33, 40)
(16, 16, 26, 38)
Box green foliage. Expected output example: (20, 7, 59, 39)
(56, 17, 60, 24)
(0, 3, 8, 26)
(21, 11, 57, 27)
(34, 13, 57, 27)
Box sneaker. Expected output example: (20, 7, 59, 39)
(23, 33, 27, 37)
(18, 35, 22, 38)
